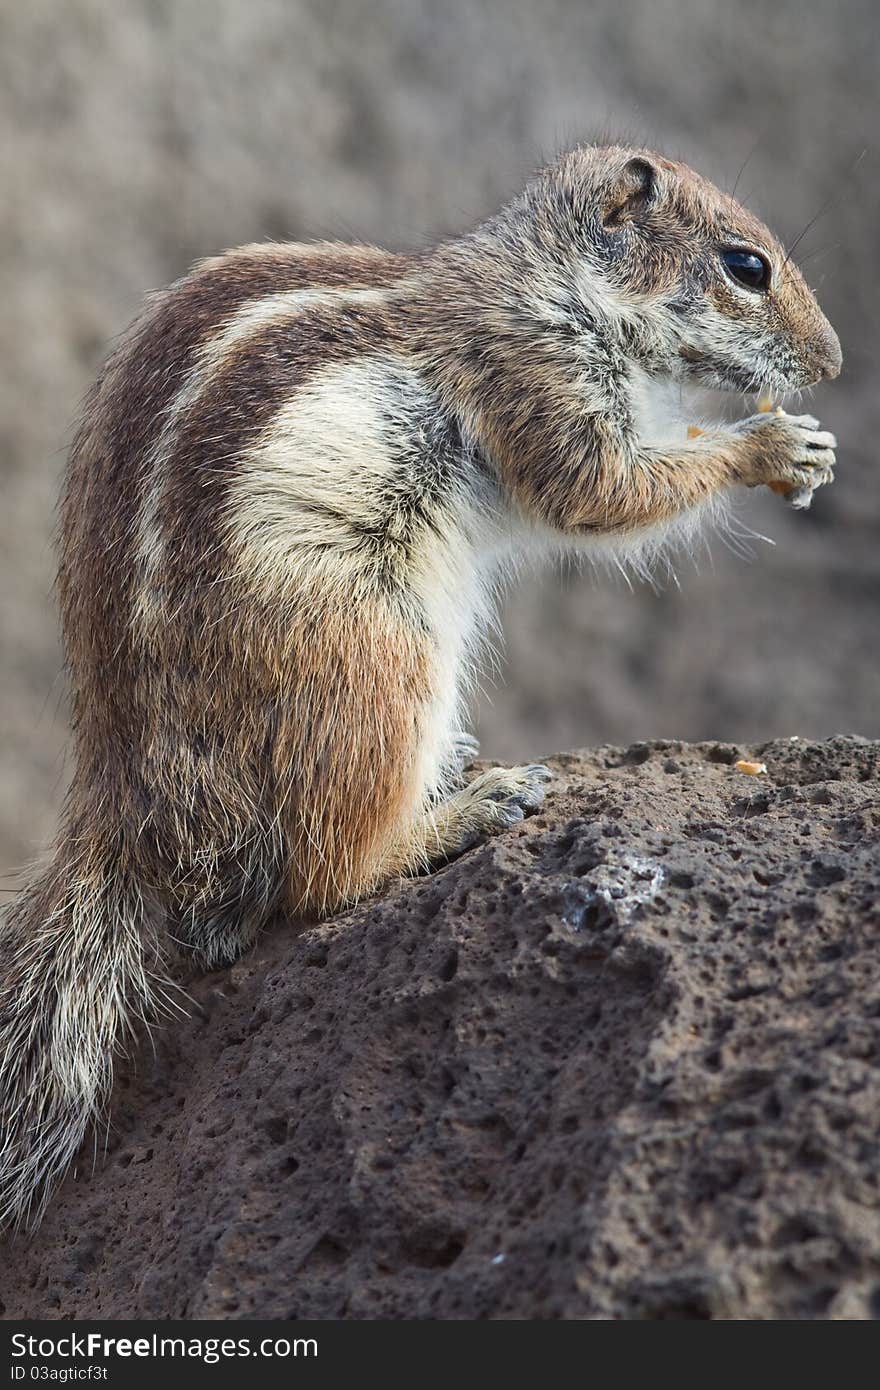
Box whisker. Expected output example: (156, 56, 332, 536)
(794, 241, 840, 270)
(783, 149, 868, 269)
(730, 133, 766, 201)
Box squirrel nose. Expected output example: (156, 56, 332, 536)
(816, 327, 843, 380)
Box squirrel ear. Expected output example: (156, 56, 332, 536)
(601, 157, 657, 228)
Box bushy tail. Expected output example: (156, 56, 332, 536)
(0, 841, 171, 1231)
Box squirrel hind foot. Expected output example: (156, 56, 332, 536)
(427, 763, 552, 860)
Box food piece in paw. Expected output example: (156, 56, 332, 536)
(758, 392, 816, 506)
(690, 399, 823, 509)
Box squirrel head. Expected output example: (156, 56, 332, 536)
(518, 144, 842, 397)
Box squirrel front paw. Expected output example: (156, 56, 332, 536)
(735, 411, 836, 495)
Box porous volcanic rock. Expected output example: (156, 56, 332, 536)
(1, 737, 879, 1321)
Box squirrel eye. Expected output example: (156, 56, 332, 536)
(720, 247, 771, 293)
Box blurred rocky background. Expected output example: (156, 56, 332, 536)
(1, 0, 877, 878)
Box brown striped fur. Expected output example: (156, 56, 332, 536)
(0, 144, 841, 1229)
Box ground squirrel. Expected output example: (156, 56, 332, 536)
(0, 144, 841, 1230)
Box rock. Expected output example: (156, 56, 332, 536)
(3, 0, 879, 878)
(1, 737, 879, 1320)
